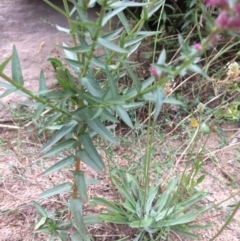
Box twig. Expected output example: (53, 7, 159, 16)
(0, 123, 20, 129)
(171, 230, 182, 241)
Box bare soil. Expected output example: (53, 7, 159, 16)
(0, 125, 240, 241)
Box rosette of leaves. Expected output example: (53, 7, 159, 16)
(93, 171, 210, 240)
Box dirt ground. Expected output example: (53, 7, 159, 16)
(0, 124, 240, 241)
(1, 1, 240, 241)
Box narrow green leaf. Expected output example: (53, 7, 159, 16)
(123, 102, 143, 109)
(80, 112, 118, 144)
(58, 231, 69, 240)
(135, 31, 163, 36)
(90, 58, 107, 70)
(44, 90, 73, 99)
(62, 43, 78, 72)
(141, 76, 155, 90)
(56, 68, 75, 90)
(102, 28, 124, 42)
(39, 70, 47, 92)
(0, 81, 14, 89)
(83, 215, 103, 225)
(105, 66, 118, 97)
(157, 49, 166, 65)
(153, 87, 166, 121)
(77, 33, 89, 48)
(148, 1, 164, 18)
(35, 103, 46, 118)
(12, 46, 23, 86)
(197, 175, 205, 185)
(101, 109, 119, 123)
(163, 97, 183, 105)
(40, 121, 77, 153)
(104, 97, 125, 105)
(124, 36, 144, 47)
(78, 133, 104, 170)
(20, 101, 39, 108)
(99, 213, 129, 224)
(80, 76, 103, 97)
(97, 38, 128, 53)
(109, 1, 148, 8)
(76, 150, 103, 174)
(122, 200, 135, 213)
(189, 64, 208, 79)
(34, 217, 48, 231)
(58, 44, 90, 53)
(45, 113, 62, 128)
(124, 63, 141, 93)
(56, 25, 70, 34)
(42, 155, 76, 176)
(178, 35, 189, 53)
(76, 91, 104, 104)
(0, 88, 17, 98)
(154, 177, 178, 211)
(127, 42, 141, 56)
(70, 198, 91, 239)
(163, 211, 201, 226)
(32, 201, 48, 217)
(112, 176, 136, 207)
(89, 108, 104, 120)
(145, 185, 159, 214)
(47, 58, 63, 71)
(71, 232, 84, 241)
(130, 216, 153, 228)
(0, 55, 12, 74)
(72, 171, 88, 201)
(116, 105, 133, 128)
(43, 138, 77, 157)
(117, 11, 130, 33)
(155, 205, 176, 222)
(39, 182, 72, 198)
(177, 192, 208, 213)
(102, 8, 125, 26)
(172, 228, 199, 240)
(93, 197, 126, 215)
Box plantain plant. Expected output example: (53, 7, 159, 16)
(1, 0, 239, 240)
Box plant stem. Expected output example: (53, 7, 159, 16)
(80, 0, 107, 77)
(72, 155, 81, 198)
(0, 72, 71, 117)
(209, 201, 240, 241)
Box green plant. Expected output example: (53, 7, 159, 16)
(1, 0, 240, 240)
(93, 170, 209, 240)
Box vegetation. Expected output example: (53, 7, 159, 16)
(0, 0, 240, 240)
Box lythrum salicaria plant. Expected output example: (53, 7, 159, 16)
(0, 0, 240, 240)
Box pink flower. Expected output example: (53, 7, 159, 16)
(235, 3, 240, 13)
(193, 43, 202, 51)
(216, 11, 230, 29)
(216, 11, 240, 30)
(149, 66, 159, 79)
(227, 15, 240, 29)
(205, 0, 229, 9)
(210, 34, 221, 45)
